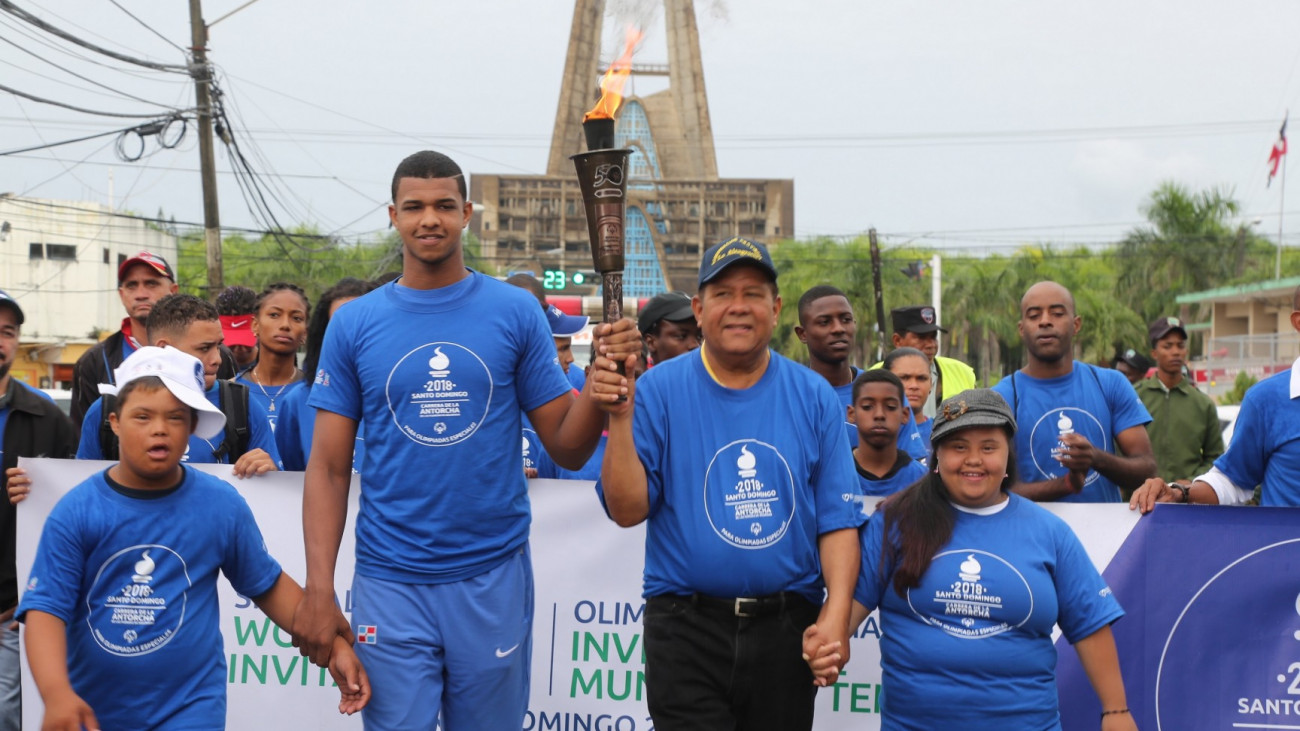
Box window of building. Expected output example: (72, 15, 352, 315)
(29, 243, 43, 260)
(103, 247, 110, 264)
(46, 244, 77, 261)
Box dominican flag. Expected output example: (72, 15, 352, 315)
(356, 624, 378, 644)
(1268, 116, 1288, 185)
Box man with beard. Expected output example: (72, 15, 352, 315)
(992, 281, 1155, 503)
(69, 253, 178, 427)
(0, 290, 77, 729)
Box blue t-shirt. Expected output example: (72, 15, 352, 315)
(855, 494, 1122, 730)
(77, 385, 282, 468)
(17, 467, 282, 730)
(1214, 367, 1300, 505)
(538, 433, 605, 481)
(520, 416, 546, 476)
(309, 273, 571, 583)
(993, 364, 1151, 502)
(855, 452, 927, 501)
(566, 365, 586, 392)
(914, 417, 932, 446)
(274, 385, 365, 473)
(597, 350, 863, 603)
(234, 373, 305, 434)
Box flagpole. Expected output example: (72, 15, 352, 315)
(1279, 159, 1287, 280)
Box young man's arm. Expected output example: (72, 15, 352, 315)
(24, 611, 99, 731)
(1010, 470, 1087, 501)
(530, 320, 640, 470)
(292, 409, 357, 667)
(590, 350, 649, 526)
(255, 572, 370, 714)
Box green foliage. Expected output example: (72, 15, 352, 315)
(1115, 182, 1273, 324)
(176, 225, 499, 305)
(768, 181, 1272, 385)
(1217, 370, 1258, 406)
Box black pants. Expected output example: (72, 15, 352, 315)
(643, 593, 820, 731)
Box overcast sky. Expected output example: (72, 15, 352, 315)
(3, 0, 1300, 255)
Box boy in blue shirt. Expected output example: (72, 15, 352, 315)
(17, 346, 367, 730)
(76, 294, 281, 473)
(850, 370, 927, 503)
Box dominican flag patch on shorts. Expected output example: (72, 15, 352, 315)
(357, 625, 378, 644)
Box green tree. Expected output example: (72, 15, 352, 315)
(1116, 183, 1258, 324)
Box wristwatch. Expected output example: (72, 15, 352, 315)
(1170, 482, 1190, 503)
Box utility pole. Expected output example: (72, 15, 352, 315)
(868, 228, 886, 362)
(188, 0, 222, 295)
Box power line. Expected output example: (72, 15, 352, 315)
(0, 82, 191, 118)
(0, 0, 189, 73)
(106, 0, 187, 54)
(0, 125, 129, 156)
(0, 35, 187, 108)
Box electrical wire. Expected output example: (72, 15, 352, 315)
(0, 35, 187, 108)
(0, 125, 129, 156)
(0, 82, 191, 118)
(105, 0, 187, 55)
(0, 0, 189, 73)
(0, 14, 183, 81)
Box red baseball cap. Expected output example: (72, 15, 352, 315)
(118, 251, 175, 283)
(219, 314, 257, 348)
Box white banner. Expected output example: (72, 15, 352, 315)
(16, 458, 1139, 730)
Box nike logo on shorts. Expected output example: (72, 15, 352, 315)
(495, 644, 520, 658)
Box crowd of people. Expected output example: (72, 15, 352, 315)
(0, 148, 1289, 729)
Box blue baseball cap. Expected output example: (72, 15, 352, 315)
(698, 237, 777, 287)
(546, 304, 589, 337)
(0, 289, 23, 326)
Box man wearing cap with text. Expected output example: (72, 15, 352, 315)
(1135, 317, 1222, 487)
(638, 291, 701, 370)
(0, 290, 77, 730)
(890, 305, 976, 418)
(593, 236, 862, 731)
(70, 252, 179, 427)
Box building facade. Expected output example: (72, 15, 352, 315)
(470, 0, 794, 302)
(0, 195, 179, 388)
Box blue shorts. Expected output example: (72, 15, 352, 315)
(351, 545, 534, 730)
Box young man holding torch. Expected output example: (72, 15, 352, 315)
(291, 151, 640, 729)
(592, 237, 863, 731)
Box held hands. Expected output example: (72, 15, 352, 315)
(592, 317, 641, 362)
(588, 318, 640, 412)
(801, 623, 848, 687)
(290, 588, 354, 667)
(328, 636, 371, 715)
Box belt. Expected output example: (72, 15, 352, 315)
(688, 592, 794, 618)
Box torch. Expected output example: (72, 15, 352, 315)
(572, 29, 640, 385)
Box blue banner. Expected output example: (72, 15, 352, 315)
(1057, 505, 1300, 730)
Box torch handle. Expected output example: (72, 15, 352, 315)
(601, 271, 628, 401)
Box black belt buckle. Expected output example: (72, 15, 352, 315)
(733, 597, 761, 617)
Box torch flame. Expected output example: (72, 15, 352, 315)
(584, 27, 642, 122)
